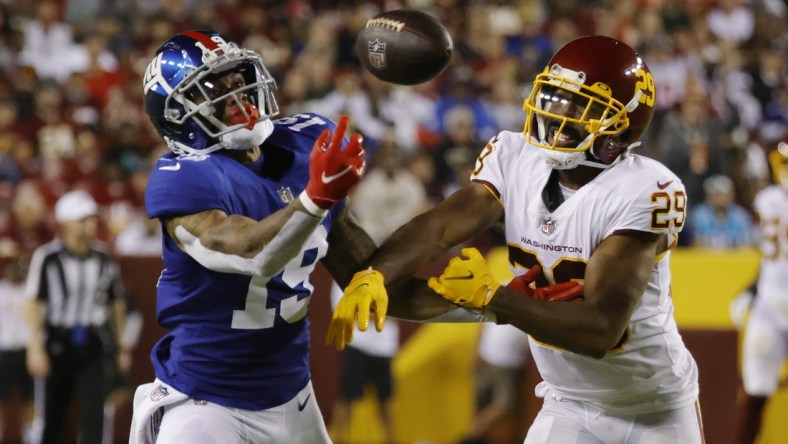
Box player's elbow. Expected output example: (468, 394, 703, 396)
(566, 326, 628, 359)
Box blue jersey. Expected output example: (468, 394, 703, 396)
(145, 113, 344, 410)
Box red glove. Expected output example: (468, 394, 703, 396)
(506, 265, 584, 302)
(301, 115, 365, 215)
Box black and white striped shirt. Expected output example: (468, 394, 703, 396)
(25, 240, 125, 328)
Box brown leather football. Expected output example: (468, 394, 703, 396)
(355, 9, 453, 85)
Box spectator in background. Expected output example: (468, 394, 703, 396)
(706, 0, 754, 46)
(761, 82, 788, 144)
(429, 105, 480, 199)
(23, 190, 132, 444)
(657, 92, 729, 206)
(110, 201, 162, 257)
(485, 72, 525, 133)
(16, 80, 76, 163)
(0, 3, 20, 79)
(108, 156, 162, 256)
(639, 34, 706, 155)
(63, 0, 128, 39)
(17, 1, 81, 84)
(349, 132, 427, 244)
(442, 139, 480, 199)
(0, 254, 34, 444)
(493, 0, 550, 68)
(746, 38, 785, 123)
(434, 67, 498, 143)
(308, 65, 387, 147)
(711, 45, 763, 137)
(0, 181, 53, 257)
(378, 81, 439, 155)
(0, 96, 23, 183)
(405, 150, 439, 205)
(690, 174, 755, 249)
(279, 67, 312, 117)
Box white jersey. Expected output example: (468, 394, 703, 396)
(472, 131, 698, 414)
(752, 185, 788, 327)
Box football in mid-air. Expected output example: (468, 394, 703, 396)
(356, 9, 453, 85)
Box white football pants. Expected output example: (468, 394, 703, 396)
(130, 379, 329, 444)
(524, 388, 704, 444)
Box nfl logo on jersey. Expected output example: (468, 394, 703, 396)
(542, 217, 556, 235)
(277, 186, 294, 203)
(150, 385, 170, 401)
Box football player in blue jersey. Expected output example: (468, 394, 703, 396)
(128, 30, 462, 443)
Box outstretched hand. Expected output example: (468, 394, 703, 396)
(427, 248, 501, 309)
(506, 265, 584, 302)
(326, 268, 388, 351)
(302, 115, 365, 214)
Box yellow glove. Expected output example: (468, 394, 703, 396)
(427, 247, 500, 309)
(326, 268, 388, 351)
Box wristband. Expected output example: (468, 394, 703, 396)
(298, 191, 328, 218)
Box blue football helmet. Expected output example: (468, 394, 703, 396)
(143, 30, 279, 154)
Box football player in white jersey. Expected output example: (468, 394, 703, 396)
(329, 35, 705, 443)
(734, 144, 788, 444)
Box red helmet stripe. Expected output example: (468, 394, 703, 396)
(180, 31, 219, 50)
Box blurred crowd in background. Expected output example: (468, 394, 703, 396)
(0, 0, 785, 262)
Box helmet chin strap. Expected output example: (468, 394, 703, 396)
(537, 138, 641, 170)
(577, 157, 612, 169)
(580, 140, 641, 169)
(537, 148, 586, 170)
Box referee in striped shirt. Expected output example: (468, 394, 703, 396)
(23, 190, 132, 444)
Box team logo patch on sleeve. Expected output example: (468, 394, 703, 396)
(150, 385, 170, 401)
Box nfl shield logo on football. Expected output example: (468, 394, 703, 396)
(367, 39, 386, 69)
(150, 385, 170, 401)
(542, 217, 556, 235)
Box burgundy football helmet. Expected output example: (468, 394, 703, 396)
(523, 35, 656, 169)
